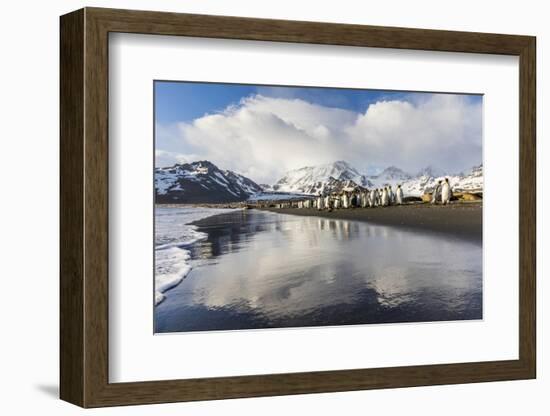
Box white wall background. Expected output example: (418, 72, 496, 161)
(0, 0, 545, 414)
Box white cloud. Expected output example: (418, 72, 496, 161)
(154, 149, 197, 167)
(348, 94, 482, 174)
(156, 93, 482, 184)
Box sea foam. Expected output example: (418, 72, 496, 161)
(155, 207, 237, 305)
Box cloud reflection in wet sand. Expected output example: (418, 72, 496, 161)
(155, 210, 482, 333)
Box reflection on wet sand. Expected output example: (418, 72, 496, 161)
(155, 210, 482, 333)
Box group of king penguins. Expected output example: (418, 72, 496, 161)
(430, 177, 452, 205)
(287, 185, 400, 211)
(272, 177, 453, 211)
(313, 184, 404, 211)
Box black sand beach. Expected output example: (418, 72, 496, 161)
(155, 207, 482, 332)
(258, 202, 482, 243)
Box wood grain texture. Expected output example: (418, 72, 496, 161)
(59, 7, 537, 408)
(59, 8, 84, 407)
(88, 7, 532, 55)
(83, 10, 110, 406)
(518, 38, 537, 376)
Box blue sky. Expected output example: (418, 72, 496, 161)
(155, 82, 257, 124)
(155, 81, 481, 124)
(154, 81, 483, 184)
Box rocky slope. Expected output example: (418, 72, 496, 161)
(155, 161, 263, 203)
(272, 161, 373, 194)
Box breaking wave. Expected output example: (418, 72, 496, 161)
(155, 207, 237, 305)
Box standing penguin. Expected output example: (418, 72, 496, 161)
(351, 192, 358, 208)
(441, 178, 452, 205)
(396, 184, 404, 205)
(381, 187, 389, 206)
(387, 186, 394, 205)
(361, 191, 368, 208)
(431, 180, 442, 204)
(343, 191, 349, 209)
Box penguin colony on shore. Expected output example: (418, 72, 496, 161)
(264, 178, 453, 210)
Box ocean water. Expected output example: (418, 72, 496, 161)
(155, 209, 482, 332)
(154, 207, 237, 305)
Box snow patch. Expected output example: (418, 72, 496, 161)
(273, 160, 372, 194)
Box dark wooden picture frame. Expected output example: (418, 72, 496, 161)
(60, 7, 536, 408)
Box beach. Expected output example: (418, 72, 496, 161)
(155, 207, 482, 333)
(152, 80, 486, 334)
(258, 201, 482, 243)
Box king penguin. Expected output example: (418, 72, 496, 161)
(396, 184, 404, 205)
(441, 178, 451, 205)
(387, 186, 394, 205)
(431, 180, 442, 204)
(381, 187, 389, 206)
(317, 192, 323, 210)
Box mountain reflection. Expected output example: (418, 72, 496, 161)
(155, 210, 482, 333)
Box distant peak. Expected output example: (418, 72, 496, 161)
(372, 165, 411, 180)
(162, 160, 218, 171)
(191, 160, 216, 168)
(332, 160, 351, 168)
(381, 166, 405, 173)
(416, 165, 445, 177)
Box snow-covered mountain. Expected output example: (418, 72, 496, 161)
(415, 165, 447, 179)
(270, 161, 483, 198)
(155, 159, 483, 203)
(368, 166, 412, 188)
(399, 164, 483, 197)
(155, 161, 263, 203)
(322, 177, 366, 194)
(450, 164, 483, 192)
(272, 161, 374, 195)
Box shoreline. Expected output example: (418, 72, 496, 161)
(154, 206, 240, 306)
(155, 204, 482, 332)
(257, 202, 482, 243)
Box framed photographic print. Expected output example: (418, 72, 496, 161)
(60, 7, 536, 407)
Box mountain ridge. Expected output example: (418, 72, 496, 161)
(272, 160, 374, 195)
(155, 159, 483, 203)
(272, 160, 482, 197)
(155, 160, 263, 203)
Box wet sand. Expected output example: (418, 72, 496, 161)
(258, 202, 482, 243)
(156, 208, 482, 332)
